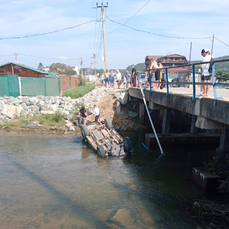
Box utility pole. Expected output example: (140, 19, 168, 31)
(90, 62, 93, 75)
(211, 34, 215, 57)
(92, 53, 97, 77)
(13, 52, 18, 63)
(96, 2, 108, 71)
(80, 57, 83, 78)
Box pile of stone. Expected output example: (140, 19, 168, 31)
(0, 87, 130, 125)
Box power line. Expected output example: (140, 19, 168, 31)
(18, 53, 81, 60)
(215, 37, 229, 48)
(107, 17, 211, 40)
(0, 20, 96, 40)
(108, 0, 151, 35)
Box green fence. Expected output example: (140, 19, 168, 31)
(0, 75, 60, 97)
(0, 75, 20, 97)
(20, 77, 60, 96)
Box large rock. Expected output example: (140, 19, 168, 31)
(128, 111, 138, 118)
(111, 208, 134, 228)
(1, 105, 22, 119)
(115, 91, 129, 105)
(41, 111, 55, 115)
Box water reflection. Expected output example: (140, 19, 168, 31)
(0, 130, 224, 228)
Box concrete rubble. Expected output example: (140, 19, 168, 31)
(0, 87, 145, 131)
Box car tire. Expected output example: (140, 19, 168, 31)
(124, 137, 132, 152)
(81, 125, 89, 139)
(97, 145, 106, 158)
(104, 118, 112, 129)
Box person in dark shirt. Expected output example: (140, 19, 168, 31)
(78, 106, 87, 125)
(131, 64, 138, 87)
(125, 71, 130, 88)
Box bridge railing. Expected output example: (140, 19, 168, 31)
(153, 58, 229, 102)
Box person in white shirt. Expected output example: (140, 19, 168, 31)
(93, 104, 100, 123)
(201, 49, 212, 96)
(116, 70, 122, 89)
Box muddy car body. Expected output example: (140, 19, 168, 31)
(80, 118, 132, 157)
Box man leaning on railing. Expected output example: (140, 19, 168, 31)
(201, 49, 213, 96)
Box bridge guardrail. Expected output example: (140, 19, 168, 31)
(148, 58, 229, 102)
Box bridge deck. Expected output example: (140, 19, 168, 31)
(128, 87, 229, 126)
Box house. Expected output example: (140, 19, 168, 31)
(0, 62, 59, 97)
(157, 54, 188, 68)
(0, 62, 49, 77)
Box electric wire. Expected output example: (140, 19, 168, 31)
(0, 20, 96, 40)
(18, 53, 81, 60)
(107, 17, 211, 39)
(108, 0, 151, 35)
(215, 37, 229, 48)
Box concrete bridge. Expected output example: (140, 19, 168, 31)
(128, 87, 229, 153)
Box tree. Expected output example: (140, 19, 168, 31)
(49, 63, 76, 75)
(37, 62, 44, 71)
(215, 69, 229, 81)
(50, 63, 67, 74)
(65, 68, 76, 76)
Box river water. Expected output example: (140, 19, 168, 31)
(0, 130, 227, 229)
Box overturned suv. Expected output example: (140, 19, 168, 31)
(80, 118, 133, 157)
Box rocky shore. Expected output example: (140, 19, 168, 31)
(0, 86, 145, 132)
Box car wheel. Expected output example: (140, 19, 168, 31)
(97, 145, 106, 158)
(104, 118, 112, 129)
(124, 137, 132, 152)
(81, 125, 89, 139)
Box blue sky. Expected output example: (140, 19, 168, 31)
(0, 0, 229, 70)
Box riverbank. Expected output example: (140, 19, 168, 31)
(0, 86, 146, 134)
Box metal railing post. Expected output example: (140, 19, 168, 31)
(212, 62, 217, 99)
(212, 61, 223, 100)
(166, 68, 169, 97)
(192, 64, 196, 102)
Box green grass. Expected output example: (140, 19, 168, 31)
(37, 112, 66, 126)
(63, 84, 104, 99)
(0, 112, 67, 129)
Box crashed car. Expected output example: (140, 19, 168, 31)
(80, 118, 133, 157)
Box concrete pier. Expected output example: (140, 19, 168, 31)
(145, 133, 220, 148)
(129, 87, 229, 153)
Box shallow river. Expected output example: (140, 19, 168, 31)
(0, 130, 226, 229)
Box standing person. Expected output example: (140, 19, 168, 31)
(149, 59, 159, 89)
(125, 71, 130, 89)
(104, 69, 109, 88)
(131, 64, 137, 87)
(93, 104, 100, 123)
(116, 70, 122, 89)
(145, 59, 152, 88)
(78, 106, 87, 125)
(201, 49, 212, 96)
(122, 75, 127, 89)
(109, 70, 114, 88)
(158, 61, 163, 89)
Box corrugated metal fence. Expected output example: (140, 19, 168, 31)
(59, 74, 79, 94)
(0, 75, 60, 97)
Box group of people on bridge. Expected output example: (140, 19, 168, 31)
(101, 48, 213, 96)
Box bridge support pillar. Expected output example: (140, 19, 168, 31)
(162, 109, 171, 136)
(190, 115, 198, 134)
(139, 101, 145, 125)
(219, 128, 229, 152)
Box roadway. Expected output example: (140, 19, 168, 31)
(145, 86, 229, 102)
